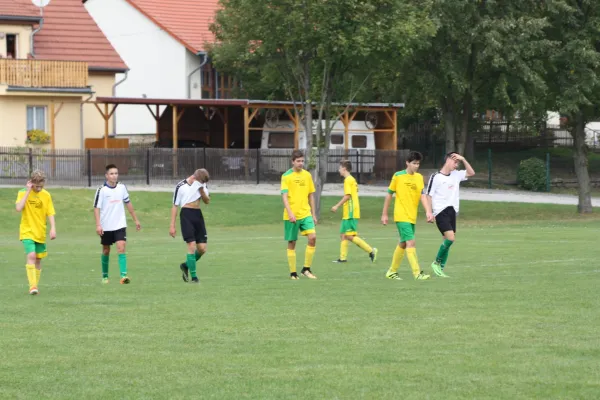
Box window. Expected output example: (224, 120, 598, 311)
(331, 134, 343, 145)
(268, 132, 294, 148)
(27, 106, 47, 132)
(351, 135, 367, 148)
(6, 34, 17, 58)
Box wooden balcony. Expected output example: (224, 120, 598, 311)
(0, 59, 88, 88)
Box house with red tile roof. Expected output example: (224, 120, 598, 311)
(0, 0, 128, 149)
(84, 0, 234, 137)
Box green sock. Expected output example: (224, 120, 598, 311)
(118, 253, 127, 277)
(195, 250, 202, 261)
(436, 239, 454, 268)
(187, 254, 197, 279)
(101, 254, 109, 278)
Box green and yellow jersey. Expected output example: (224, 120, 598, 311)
(387, 170, 424, 224)
(280, 168, 315, 220)
(342, 175, 360, 220)
(15, 188, 55, 243)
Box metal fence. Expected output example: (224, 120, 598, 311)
(1, 145, 595, 190)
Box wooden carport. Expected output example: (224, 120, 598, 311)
(91, 97, 404, 150)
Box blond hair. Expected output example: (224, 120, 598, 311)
(194, 168, 210, 183)
(30, 170, 46, 184)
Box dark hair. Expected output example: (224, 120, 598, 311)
(291, 149, 304, 161)
(339, 160, 352, 172)
(444, 152, 458, 162)
(407, 151, 423, 163)
(105, 164, 118, 172)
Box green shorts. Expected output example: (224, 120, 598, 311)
(396, 222, 415, 242)
(284, 216, 316, 241)
(22, 239, 47, 259)
(340, 218, 358, 235)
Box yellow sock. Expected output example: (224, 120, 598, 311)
(287, 249, 296, 273)
(389, 246, 405, 273)
(406, 248, 421, 277)
(351, 237, 373, 254)
(340, 240, 349, 261)
(304, 245, 316, 268)
(26, 264, 37, 288)
(36, 269, 41, 285)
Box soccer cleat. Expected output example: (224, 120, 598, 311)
(29, 286, 39, 295)
(332, 259, 347, 263)
(415, 272, 431, 280)
(431, 261, 443, 277)
(101, 278, 109, 284)
(301, 268, 317, 279)
(180, 263, 189, 282)
(369, 248, 378, 263)
(190, 277, 200, 284)
(290, 273, 300, 280)
(120, 276, 131, 284)
(385, 270, 402, 280)
(439, 269, 450, 278)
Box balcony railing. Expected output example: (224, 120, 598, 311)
(0, 59, 88, 88)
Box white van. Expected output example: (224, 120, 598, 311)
(260, 120, 376, 173)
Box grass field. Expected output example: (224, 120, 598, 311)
(1, 188, 599, 400)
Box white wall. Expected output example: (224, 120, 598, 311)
(185, 50, 203, 100)
(85, 0, 189, 135)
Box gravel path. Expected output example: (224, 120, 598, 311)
(2, 182, 598, 207)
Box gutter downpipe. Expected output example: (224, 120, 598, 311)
(30, 9, 44, 58)
(111, 70, 129, 135)
(187, 51, 208, 99)
(80, 92, 95, 150)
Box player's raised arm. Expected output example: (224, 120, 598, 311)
(15, 181, 33, 212)
(452, 154, 475, 177)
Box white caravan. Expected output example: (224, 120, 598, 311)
(260, 120, 376, 173)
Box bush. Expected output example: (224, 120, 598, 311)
(26, 129, 50, 145)
(517, 157, 547, 191)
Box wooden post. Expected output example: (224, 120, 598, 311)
(392, 109, 397, 151)
(172, 105, 178, 176)
(293, 109, 299, 149)
(50, 101, 56, 176)
(224, 107, 229, 149)
(155, 105, 160, 143)
(103, 103, 109, 149)
(243, 107, 249, 149)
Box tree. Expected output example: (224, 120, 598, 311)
(543, 0, 600, 213)
(210, 0, 434, 216)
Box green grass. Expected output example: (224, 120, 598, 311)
(1, 189, 600, 399)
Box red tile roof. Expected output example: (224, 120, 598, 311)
(125, 0, 219, 54)
(0, 0, 40, 18)
(0, 0, 127, 70)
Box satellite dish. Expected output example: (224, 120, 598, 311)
(31, 0, 51, 8)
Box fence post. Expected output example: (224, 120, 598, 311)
(546, 152, 551, 192)
(203, 146, 207, 168)
(87, 149, 92, 187)
(28, 147, 33, 176)
(487, 148, 492, 189)
(256, 148, 260, 184)
(146, 148, 150, 185)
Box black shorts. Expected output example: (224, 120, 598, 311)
(180, 208, 207, 244)
(101, 227, 127, 246)
(435, 207, 456, 235)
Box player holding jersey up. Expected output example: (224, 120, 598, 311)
(170, 168, 210, 284)
(93, 164, 141, 284)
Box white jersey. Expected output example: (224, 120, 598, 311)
(173, 179, 208, 207)
(425, 170, 468, 216)
(93, 182, 130, 231)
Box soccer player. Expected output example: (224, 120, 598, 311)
(93, 164, 141, 284)
(331, 160, 377, 263)
(281, 150, 317, 280)
(381, 151, 430, 281)
(423, 152, 475, 277)
(15, 170, 56, 295)
(170, 168, 210, 284)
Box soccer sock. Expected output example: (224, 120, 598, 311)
(389, 246, 405, 273)
(36, 268, 41, 285)
(187, 253, 197, 279)
(435, 239, 454, 265)
(101, 254, 109, 278)
(26, 264, 36, 288)
(118, 253, 127, 277)
(351, 237, 373, 254)
(406, 248, 421, 278)
(304, 245, 316, 268)
(340, 240, 349, 261)
(287, 249, 296, 274)
(441, 239, 454, 269)
(194, 250, 202, 261)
